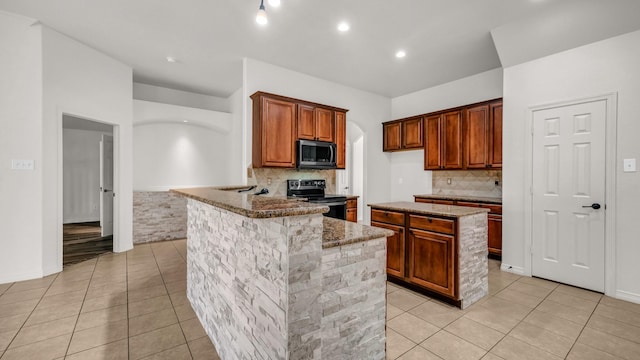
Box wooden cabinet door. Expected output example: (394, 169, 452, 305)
(424, 115, 442, 170)
(371, 221, 405, 278)
(408, 228, 455, 297)
(465, 104, 489, 169)
(488, 214, 502, 256)
(297, 104, 315, 140)
(488, 101, 503, 169)
(346, 208, 357, 222)
(259, 97, 297, 167)
(335, 111, 346, 169)
(442, 110, 463, 169)
(402, 117, 424, 149)
(383, 122, 402, 151)
(314, 108, 335, 142)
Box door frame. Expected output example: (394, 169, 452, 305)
(523, 93, 617, 296)
(57, 110, 120, 272)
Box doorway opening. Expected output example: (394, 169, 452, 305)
(62, 115, 114, 265)
(337, 122, 365, 222)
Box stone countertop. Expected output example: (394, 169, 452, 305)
(322, 217, 393, 249)
(346, 195, 360, 200)
(171, 187, 328, 218)
(414, 194, 502, 205)
(369, 201, 489, 217)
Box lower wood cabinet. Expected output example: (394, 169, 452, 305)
(346, 198, 357, 222)
(408, 228, 455, 298)
(488, 214, 502, 256)
(371, 221, 405, 278)
(415, 197, 502, 257)
(370, 208, 458, 300)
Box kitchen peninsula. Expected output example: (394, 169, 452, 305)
(369, 201, 489, 309)
(172, 186, 392, 360)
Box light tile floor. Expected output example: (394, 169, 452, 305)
(1, 241, 640, 359)
(0, 240, 219, 360)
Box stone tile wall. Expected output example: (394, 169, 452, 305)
(133, 191, 187, 243)
(320, 238, 387, 359)
(186, 199, 386, 359)
(432, 170, 502, 197)
(250, 168, 336, 196)
(458, 213, 489, 309)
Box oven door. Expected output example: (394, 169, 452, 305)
(318, 200, 346, 220)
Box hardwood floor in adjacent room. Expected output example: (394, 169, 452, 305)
(63, 222, 112, 266)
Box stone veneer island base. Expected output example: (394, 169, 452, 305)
(173, 187, 392, 360)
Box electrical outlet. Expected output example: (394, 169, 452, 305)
(398, 178, 403, 184)
(11, 159, 34, 170)
(447, 178, 452, 185)
(267, 178, 272, 185)
(624, 158, 637, 172)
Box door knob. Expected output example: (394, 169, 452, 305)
(582, 203, 601, 210)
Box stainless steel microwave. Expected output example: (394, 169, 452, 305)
(297, 140, 337, 169)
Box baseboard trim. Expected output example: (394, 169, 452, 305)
(0, 269, 44, 284)
(616, 290, 640, 304)
(500, 263, 525, 275)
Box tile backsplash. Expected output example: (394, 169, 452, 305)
(432, 170, 502, 198)
(249, 168, 336, 196)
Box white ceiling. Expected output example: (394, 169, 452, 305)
(2, 0, 640, 98)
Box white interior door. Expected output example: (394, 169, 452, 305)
(531, 99, 606, 292)
(99, 134, 114, 237)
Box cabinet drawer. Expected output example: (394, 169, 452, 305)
(415, 198, 433, 204)
(347, 199, 357, 209)
(371, 209, 405, 226)
(432, 200, 454, 205)
(455, 201, 480, 208)
(480, 204, 502, 214)
(409, 215, 455, 235)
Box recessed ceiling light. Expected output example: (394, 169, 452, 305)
(337, 22, 350, 32)
(183, 120, 188, 123)
(395, 50, 406, 58)
(268, 0, 280, 7)
(166, 56, 177, 63)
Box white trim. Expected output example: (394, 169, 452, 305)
(615, 290, 640, 305)
(63, 217, 100, 224)
(523, 93, 618, 296)
(0, 269, 44, 284)
(500, 263, 526, 275)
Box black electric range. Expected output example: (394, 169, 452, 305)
(287, 179, 347, 220)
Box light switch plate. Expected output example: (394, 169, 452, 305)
(623, 158, 636, 172)
(11, 159, 34, 170)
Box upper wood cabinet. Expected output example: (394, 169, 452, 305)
(488, 101, 503, 168)
(251, 91, 348, 169)
(464, 100, 503, 169)
(464, 104, 490, 169)
(424, 110, 463, 170)
(297, 106, 334, 142)
(383, 117, 423, 152)
(251, 94, 297, 168)
(335, 111, 347, 169)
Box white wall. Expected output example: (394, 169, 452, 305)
(388, 69, 504, 200)
(133, 123, 232, 190)
(0, 12, 44, 283)
(133, 83, 230, 112)
(63, 129, 107, 223)
(243, 58, 392, 224)
(502, 29, 640, 301)
(42, 26, 133, 274)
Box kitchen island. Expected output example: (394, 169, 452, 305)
(172, 187, 392, 360)
(369, 201, 489, 309)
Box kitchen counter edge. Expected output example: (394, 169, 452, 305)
(369, 201, 490, 217)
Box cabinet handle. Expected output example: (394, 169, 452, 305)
(428, 218, 433, 223)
